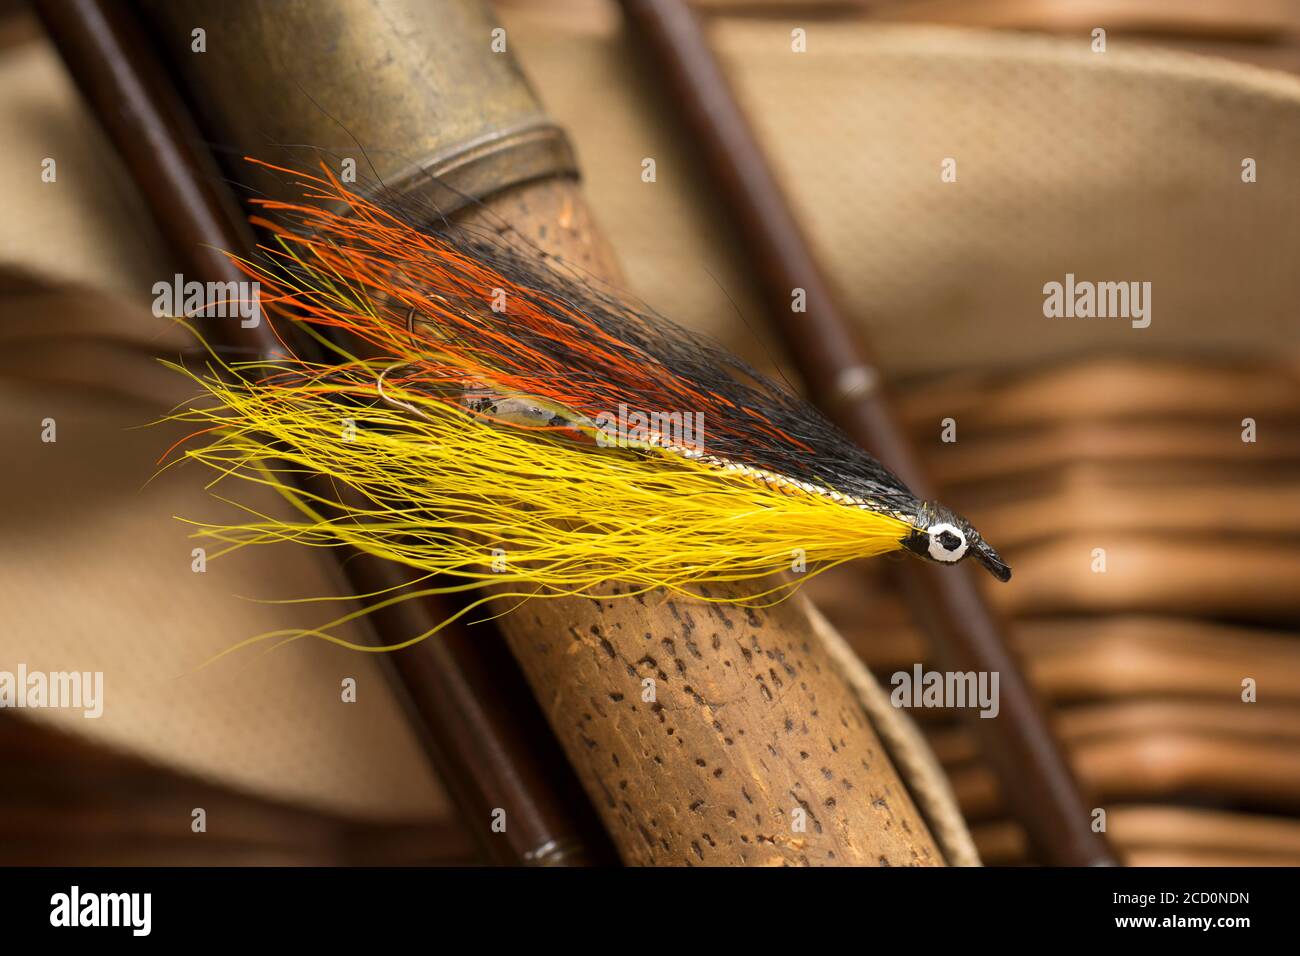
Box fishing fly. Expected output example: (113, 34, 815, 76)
(163, 162, 1009, 651)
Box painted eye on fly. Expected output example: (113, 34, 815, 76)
(927, 522, 968, 563)
(903, 508, 1011, 581)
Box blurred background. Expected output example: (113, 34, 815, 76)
(1, 0, 1298, 865)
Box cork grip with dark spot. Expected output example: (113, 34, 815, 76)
(461, 179, 941, 866)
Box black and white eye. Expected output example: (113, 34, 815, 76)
(926, 522, 968, 563)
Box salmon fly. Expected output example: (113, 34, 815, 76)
(163, 162, 1009, 652)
